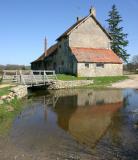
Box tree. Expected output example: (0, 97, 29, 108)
(0, 64, 31, 70)
(132, 55, 138, 72)
(132, 55, 138, 65)
(106, 4, 129, 62)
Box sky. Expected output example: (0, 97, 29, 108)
(0, 0, 138, 65)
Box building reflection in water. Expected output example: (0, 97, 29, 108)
(48, 89, 123, 148)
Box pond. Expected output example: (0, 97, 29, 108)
(0, 88, 138, 160)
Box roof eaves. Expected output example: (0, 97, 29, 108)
(31, 53, 44, 64)
(77, 61, 122, 64)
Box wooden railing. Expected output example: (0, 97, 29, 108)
(2, 70, 57, 87)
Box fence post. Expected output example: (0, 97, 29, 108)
(44, 70, 45, 84)
(19, 70, 22, 83)
(15, 70, 17, 83)
(2, 70, 5, 80)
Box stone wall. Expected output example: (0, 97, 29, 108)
(45, 38, 77, 74)
(69, 16, 110, 49)
(47, 80, 93, 90)
(77, 63, 123, 77)
(10, 85, 28, 99)
(0, 85, 28, 104)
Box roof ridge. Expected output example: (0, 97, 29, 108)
(56, 13, 111, 41)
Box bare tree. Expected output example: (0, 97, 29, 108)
(132, 55, 138, 65)
(132, 55, 138, 73)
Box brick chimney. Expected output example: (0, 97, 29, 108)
(89, 7, 96, 17)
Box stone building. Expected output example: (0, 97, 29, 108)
(31, 8, 123, 77)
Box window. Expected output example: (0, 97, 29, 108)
(96, 63, 104, 68)
(59, 44, 61, 48)
(85, 63, 89, 68)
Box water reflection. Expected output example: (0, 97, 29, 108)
(48, 89, 123, 148)
(0, 89, 137, 159)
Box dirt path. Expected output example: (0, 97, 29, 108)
(111, 75, 138, 89)
(0, 84, 15, 89)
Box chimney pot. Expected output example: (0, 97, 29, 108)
(76, 17, 80, 22)
(90, 7, 96, 17)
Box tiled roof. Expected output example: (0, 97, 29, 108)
(31, 43, 58, 63)
(71, 47, 122, 64)
(56, 13, 111, 41)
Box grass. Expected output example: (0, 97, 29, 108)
(0, 98, 24, 135)
(57, 74, 85, 81)
(89, 76, 128, 88)
(0, 86, 11, 96)
(57, 74, 128, 88)
(0, 78, 2, 83)
(0, 98, 22, 120)
(0, 84, 29, 135)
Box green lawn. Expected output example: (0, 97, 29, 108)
(0, 98, 22, 134)
(91, 76, 128, 88)
(57, 74, 128, 88)
(0, 86, 11, 96)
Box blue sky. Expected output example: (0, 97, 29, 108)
(0, 0, 138, 65)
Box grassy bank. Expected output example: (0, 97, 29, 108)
(57, 74, 128, 88)
(89, 76, 128, 88)
(0, 99, 23, 134)
(0, 98, 24, 135)
(0, 85, 27, 135)
(0, 86, 11, 96)
(0, 98, 22, 121)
